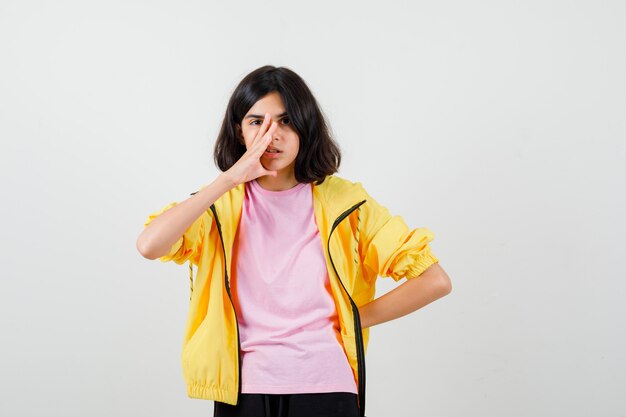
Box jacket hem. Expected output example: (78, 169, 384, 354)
(187, 383, 238, 405)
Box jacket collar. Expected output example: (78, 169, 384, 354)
(214, 175, 367, 221)
(204, 175, 368, 266)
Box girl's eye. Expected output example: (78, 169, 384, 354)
(251, 118, 290, 126)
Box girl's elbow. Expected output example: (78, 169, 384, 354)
(433, 263, 452, 295)
(440, 278, 452, 295)
(136, 231, 157, 260)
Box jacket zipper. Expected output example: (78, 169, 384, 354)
(327, 199, 368, 417)
(209, 204, 243, 405)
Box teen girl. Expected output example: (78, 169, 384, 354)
(137, 65, 452, 417)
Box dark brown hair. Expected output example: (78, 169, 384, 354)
(213, 65, 341, 185)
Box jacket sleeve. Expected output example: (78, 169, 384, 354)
(143, 201, 210, 266)
(358, 187, 439, 281)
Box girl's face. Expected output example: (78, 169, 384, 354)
(237, 91, 300, 178)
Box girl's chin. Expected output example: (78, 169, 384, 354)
(261, 160, 282, 170)
(261, 160, 294, 173)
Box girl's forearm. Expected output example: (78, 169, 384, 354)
(358, 263, 451, 329)
(136, 173, 235, 260)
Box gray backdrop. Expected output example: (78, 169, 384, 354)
(1, 0, 624, 416)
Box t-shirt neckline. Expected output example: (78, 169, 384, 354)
(250, 178, 307, 196)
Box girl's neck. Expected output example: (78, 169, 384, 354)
(255, 174, 299, 192)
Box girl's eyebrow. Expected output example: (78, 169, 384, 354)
(245, 112, 288, 119)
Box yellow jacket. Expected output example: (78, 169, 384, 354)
(143, 174, 439, 417)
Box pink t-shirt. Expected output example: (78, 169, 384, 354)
(230, 178, 358, 394)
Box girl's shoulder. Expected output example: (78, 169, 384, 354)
(315, 174, 369, 197)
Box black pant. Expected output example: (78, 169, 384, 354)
(213, 392, 360, 417)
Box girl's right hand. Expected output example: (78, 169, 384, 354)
(224, 112, 279, 187)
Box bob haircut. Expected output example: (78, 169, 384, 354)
(213, 65, 341, 185)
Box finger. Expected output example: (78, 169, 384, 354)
(253, 122, 277, 156)
(251, 113, 272, 147)
(253, 125, 276, 157)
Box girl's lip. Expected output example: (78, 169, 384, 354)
(263, 149, 282, 157)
